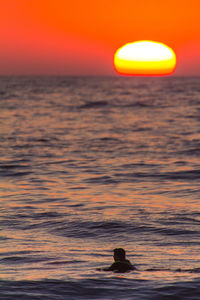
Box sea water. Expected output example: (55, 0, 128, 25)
(0, 76, 200, 299)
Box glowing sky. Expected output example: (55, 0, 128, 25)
(0, 1, 199, 75)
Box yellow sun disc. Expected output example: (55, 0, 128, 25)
(114, 40, 176, 76)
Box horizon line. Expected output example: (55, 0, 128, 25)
(0, 74, 199, 77)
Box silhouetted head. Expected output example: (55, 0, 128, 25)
(113, 248, 126, 261)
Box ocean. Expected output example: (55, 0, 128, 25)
(0, 76, 200, 299)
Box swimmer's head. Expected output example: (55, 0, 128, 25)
(113, 248, 126, 261)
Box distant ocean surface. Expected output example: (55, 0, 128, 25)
(0, 76, 200, 299)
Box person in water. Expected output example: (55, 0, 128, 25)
(103, 248, 135, 273)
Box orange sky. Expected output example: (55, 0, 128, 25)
(0, 0, 199, 75)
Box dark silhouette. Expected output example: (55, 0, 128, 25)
(103, 248, 136, 273)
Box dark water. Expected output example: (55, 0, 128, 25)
(0, 76, 200, 299)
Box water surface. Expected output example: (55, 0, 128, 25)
(0, 76, 200, 298)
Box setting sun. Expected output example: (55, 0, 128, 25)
(114, 41, 177, 76)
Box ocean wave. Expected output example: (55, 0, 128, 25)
(0, 255, 51, 265)
(0, 278, 200, 299)
(80, 101, 109, 109)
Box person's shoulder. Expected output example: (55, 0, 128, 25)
(102, 260, 136, 272)
(112, 261, 134, 272)
(125, 259, 133, 266)
(108, 262, 119, 270)
(101, 262, 116, 271)
(124, 260, 136, 270)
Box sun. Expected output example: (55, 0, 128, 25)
(114, 40, 176, 76)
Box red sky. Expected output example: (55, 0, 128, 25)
(0, 1, 199, 75)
